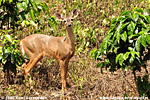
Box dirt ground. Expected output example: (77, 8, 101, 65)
(0, 53, 150, 100)
(1, 0, 150, 99)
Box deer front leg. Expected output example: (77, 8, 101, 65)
(59, 60, 69, 93)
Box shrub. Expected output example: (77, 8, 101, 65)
(0, 30, 24, 83)
(91, 8, 150, 97)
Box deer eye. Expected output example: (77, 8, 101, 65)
(64, 20, 66, 23)
(71, 19, 73, 21)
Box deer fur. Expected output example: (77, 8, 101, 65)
(20, 9, 78, 93)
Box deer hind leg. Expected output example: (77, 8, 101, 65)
(21, 60, 30, 70)
(21, 60, 32, 82)
(21, 59, 32, 86)
(59, 59, 69, 93)
(24, 54, 43, 85)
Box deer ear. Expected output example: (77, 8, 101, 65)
(55, 13, 64, 21)
(72, 9, 78, 19)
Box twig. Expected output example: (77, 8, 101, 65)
(122, 70, 138, 95)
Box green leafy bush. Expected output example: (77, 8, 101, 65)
(0, 0, 48, 30)
(92, 8, 150, 71)
(0, 30, 24, 82)
(91, 8, 150, 97)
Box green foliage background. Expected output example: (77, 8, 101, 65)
(0, 0, 150, 99)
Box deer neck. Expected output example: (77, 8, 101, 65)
(65, 26, 75, 47)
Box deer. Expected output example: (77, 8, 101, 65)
(20, 9, 78, 93)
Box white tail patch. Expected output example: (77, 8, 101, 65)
(63, 36, 66, 42)
(20, 41, 25, 55)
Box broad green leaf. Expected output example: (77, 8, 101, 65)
(129, 34, 139, 39)
(127, 21, 136, 34)
(9, 0, 13, 3)
(135, 27, 139, 34)
(129, 56, 134, 64)
(146, 34, 150, 45)
(112, 31, 117, 41)
(127, 23, 134, 36)
(133, 13, 139, 22)
(25, 0, 29, 5)
(139, 19, 147, 28)
(116, 21, 123, 32)
(97, 62, 104, 73)
(3, 0, 5, 3)
(133, 8, 144, 14)
(4, 35, 13, 43)
(116, 53, 124, 66)
(121, 31, 127, 42)
(135, 52, 140, 57)
(22, 2, 28, 12)
(142, 28, 149, 33)
(90, 48, 97, 57)
(30, 9, 35, 21)
(130, 21, 136, 32)
(124, 52, 130, 60)
(110, 17, 118, 30)
(116, 31, 120, 43)
(120, 11, 131, 17)
(131, 52, 135, 58)
(100, 40, 107, 54)
(0, 0, 2, 6)
(135, 36, 141, 52)
(30, 0, 38, 9)
(100, 33, 112, 54)
(118, 16, 125, 21)
(119, 54, 124, 66)
(17, 3, 24, 10)
(145, 16, 150, 23)
(138, 31, 144, 35)
(141, 35, 146, 48)
(115, 20, 126, 43)
(128, 47, 134, 51)
(120, 22, 129, 32)
(97, 63, 103, 68)
(90, 48, 101, 60)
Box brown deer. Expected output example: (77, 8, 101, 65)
(20, 9, 78, 93)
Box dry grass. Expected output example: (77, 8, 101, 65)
(0, 0, 150, 99)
